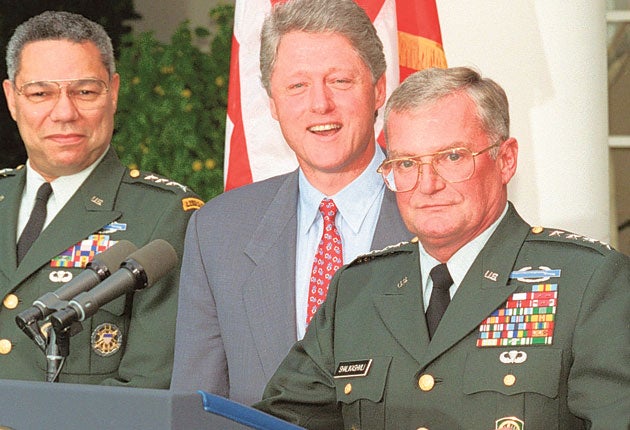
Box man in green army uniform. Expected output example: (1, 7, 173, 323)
(0, 11, 203, 387)
(255, 67, 630, 429)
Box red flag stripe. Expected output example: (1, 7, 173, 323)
(225, 35, 252, 190)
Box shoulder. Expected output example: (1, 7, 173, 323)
(121, 168, 204, 212)
(347, 239, 418, 268)
(0, 164, 25, 178)
(200, 171, 296, 213)
(524, 226, 617, 257)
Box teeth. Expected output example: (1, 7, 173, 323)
(309, 124, 340, 132)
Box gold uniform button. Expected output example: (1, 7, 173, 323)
(344, 383, 352, 395)
(129, 169, 140, 178)
(3, 294, 19, 310)
(417, 427, 429, 430)
(418, 374, 435, 391)
(531, 226, 544, 234)
(0, 339, 13, 355)
(503, 374, 516, 386)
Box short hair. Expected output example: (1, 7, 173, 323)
(384, 67, 510, 150)
(259, 0, 386, 95)
(6, 10, 115, 82)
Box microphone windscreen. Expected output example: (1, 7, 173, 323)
(127, 239, 178, 286)
(90, 240, 138, 270)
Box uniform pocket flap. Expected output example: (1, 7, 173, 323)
(99, 294, 126, 316)
(463, 348, 561, 398)
(335, 356, 392, 404)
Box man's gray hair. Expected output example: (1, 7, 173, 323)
(259, 0, 386, 94)
(6, 10, 115, 82)
(384, 67, 510, 150)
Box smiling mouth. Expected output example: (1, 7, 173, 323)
(308, 123, 341, 134)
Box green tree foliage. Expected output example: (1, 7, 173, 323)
(113, 5, 233, 201)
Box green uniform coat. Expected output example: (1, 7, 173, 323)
(0, 147, 202, 388)
(256, 204, 630, 429)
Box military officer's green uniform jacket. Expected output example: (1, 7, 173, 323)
(0, 147, 203, 388)
(256, 204, 630, 429)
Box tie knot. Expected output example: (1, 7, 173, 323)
(36, 182, 53, 201)
(319, 198, 338, 223)
(430, 263, 453, 290)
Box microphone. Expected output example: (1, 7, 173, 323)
(50, 239, 177, 331)
(15, 240, 138, 330)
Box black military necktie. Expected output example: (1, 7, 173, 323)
(425, 263, 453, 339)
(17, 182, 53, 265)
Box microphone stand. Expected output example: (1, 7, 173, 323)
(43, 320, 83, 383)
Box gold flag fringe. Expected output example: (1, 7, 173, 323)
(398, 31, 448, 71)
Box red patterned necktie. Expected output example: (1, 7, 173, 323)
(306, 199, 343, 325)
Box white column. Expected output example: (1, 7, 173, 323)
(437, 0, 610, 242)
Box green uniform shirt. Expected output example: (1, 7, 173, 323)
(256, 204, 630, 430)
(0, 147, 203, 388)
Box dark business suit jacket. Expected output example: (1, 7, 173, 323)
(0, 147, 200, 387)
(256, 203, 630, 429)
(171, 169, 412, 404)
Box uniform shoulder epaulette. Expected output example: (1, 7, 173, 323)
(124, 169, 204, 211)
(0, 164, 24, 178)
(526, 226, 614, 255)
(348, 239, 416, 267)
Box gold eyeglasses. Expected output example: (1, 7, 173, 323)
(14, 78, 109, 111)
(377, 143, 501, 192)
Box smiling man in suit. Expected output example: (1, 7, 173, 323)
(0, 11, 202, 387)
(171, 0, 411, 404)
(255, 67, 630, 429)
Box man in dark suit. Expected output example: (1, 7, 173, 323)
(255, 67, 630, 429)
(171, 0, 411, 404)
(0, 11, 202, 387)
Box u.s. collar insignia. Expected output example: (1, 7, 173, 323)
(91, 323, 122, 357)
(496, 416, 524, 430)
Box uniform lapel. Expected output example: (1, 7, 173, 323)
(372, 243, 428, 363)
(12, 148, 124, 287)
(242, 172, 299, 377)
(419, 204, 531, 367)
(0, 168, 25, 283)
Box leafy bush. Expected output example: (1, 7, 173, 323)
(112, 4, 233, 201)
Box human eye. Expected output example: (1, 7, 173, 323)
(286, 81, 308, 95)
(69, 80, 105, 100)
(394, 158, 417, 170)
(437, 148, 468, 164)
(22, 82, 56, 102)
(328, 76, 353, 90)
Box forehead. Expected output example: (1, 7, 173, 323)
(17, 39, 107, 82)
(387, 94, 487, 153)
(272, 31, 366, 76)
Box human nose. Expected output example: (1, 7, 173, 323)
(415, 161, 446, 194)
(309, 81, 334, 114)
(48, 86, 80, 121)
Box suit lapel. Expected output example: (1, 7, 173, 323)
(371, 189, 412, 250)
(12, 148, 125, 286)
(242, 172, 300, 376)
(419, 205, 531, 367)
(0, 168, 25, 283)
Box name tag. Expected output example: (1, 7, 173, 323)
(334, 359, 373, 378)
